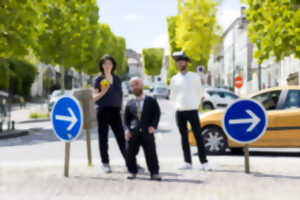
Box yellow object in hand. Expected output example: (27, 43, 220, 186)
(100, 79, 110, 88)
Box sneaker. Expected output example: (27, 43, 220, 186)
(102, 164, 112, 173)
(202, 162, 212, 171)
(178, 162, 192, 170)
(137, 164, 145, 173)
(127, 174, 137, 180)
(150, 174, 162, 181)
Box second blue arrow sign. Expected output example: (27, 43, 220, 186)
(222, 99, 268, 144)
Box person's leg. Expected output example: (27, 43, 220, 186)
(175, 111, 192, 164)
(188, 110, 208, 164)
(126, 134, 141, 175)
(108, 109, 127, 161)
(141, 133, 159, 175)
(97, 109, 110, 164)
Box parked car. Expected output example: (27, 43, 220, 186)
(202, 88, 238, 110)
(151, 86, 169, 99)
(122, 84, 129, 97)
(122, 81, 131, 94)
(48, 89, 71, 112)
(189, 86, 300, 154)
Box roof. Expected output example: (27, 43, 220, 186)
(249, 86, 300, 97)
(127, 58, 139, 65)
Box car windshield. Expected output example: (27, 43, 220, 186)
(252, 90, 281, 110)
(283, 90, 300, 109)
(51, 90, 62, 97)
(155, 88, 167, 93)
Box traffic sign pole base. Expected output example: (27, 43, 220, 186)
(244, 144, 250, 174)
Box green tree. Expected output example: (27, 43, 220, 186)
(90, 23, 127, 78)
(36, 0, 95, 92)
(243, 0, 299, 63)
(166, 16, 181, 85)
(3, 58, 38, 99)
(142, 48, 164, 82)
(0, 0, 43, 58)
(0, 59, 10, 89)
(176, 0, 220, 66)
(166, 15, 204, 84)
(67, 0, 100, 87)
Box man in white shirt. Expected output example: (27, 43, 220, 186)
(170, 51, 211, 171)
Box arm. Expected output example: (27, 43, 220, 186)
(124, 102, 132, 141)
(150, 98, 161, 130)
(92, 77, 110, 102)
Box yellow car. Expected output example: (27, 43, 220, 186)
(189, 86, 300, 153)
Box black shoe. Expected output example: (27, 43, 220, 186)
(150, 174, 162, 181)
(127, 174, 137, 180)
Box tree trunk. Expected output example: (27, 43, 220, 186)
(79, 70, 83, 88)
(60, 66, 65, 95)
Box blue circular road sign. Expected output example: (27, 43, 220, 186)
(51, 96, 83, 142)
(222, 99, 267, 144)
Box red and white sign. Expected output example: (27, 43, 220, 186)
(235, 76, 243, 88)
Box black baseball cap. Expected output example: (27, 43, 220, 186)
(172, 51, 190, 62)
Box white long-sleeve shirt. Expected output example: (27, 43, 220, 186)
(170, 71, 203, 111)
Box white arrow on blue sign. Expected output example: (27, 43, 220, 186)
(51, 96, 83, 142)
(222, 99, 267, 144)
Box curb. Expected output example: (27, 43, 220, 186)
(17, 118, 50, 124)
(0, 130, 29, 139)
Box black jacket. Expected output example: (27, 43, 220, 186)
(125, 95, 161, 135)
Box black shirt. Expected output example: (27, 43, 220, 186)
(93, 75, 123, 109)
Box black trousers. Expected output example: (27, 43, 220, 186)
(176, 110, 208, 164)
(97, 107, 127, 164)
(127, 131, 159, 175)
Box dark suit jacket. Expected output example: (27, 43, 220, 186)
(125, 95, 161, 135)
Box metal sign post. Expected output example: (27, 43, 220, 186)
(51, 96, 83, 177)
(223, 99, 267, 174)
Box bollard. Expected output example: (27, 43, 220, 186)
(0, 121, 2, 133)
(11, 120, 15, 130)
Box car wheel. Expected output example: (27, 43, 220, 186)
(201, 126, 228, 154)
(203, 102, 214, 110)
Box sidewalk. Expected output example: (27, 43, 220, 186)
(1, 156, 300, 200)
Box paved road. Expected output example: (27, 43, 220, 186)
(1, 98, 300, 199)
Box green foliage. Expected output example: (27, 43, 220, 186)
(0, 58, 38, 98)
(176, 0, 220, 65)
(243, 0, 299, 63)
(29, 112, 49, 119)
(166, 15, 205, 85)
(0, 59, 10, 89)
(90, 23, 128, 78)
(43, 77, 54, 95)
(0, 0, 43, 58)
(8, 58, 38, 99)
(141, 48, 164, 77)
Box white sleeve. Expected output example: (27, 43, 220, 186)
(194, 73, 203, 104)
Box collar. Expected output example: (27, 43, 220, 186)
(179, 70, 189, 76)
(135, 94, 145, 102)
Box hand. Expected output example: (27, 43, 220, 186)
(101, 84, 110, 95)
(125, 130, 131, 142)
(148, 126, 155, 134)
